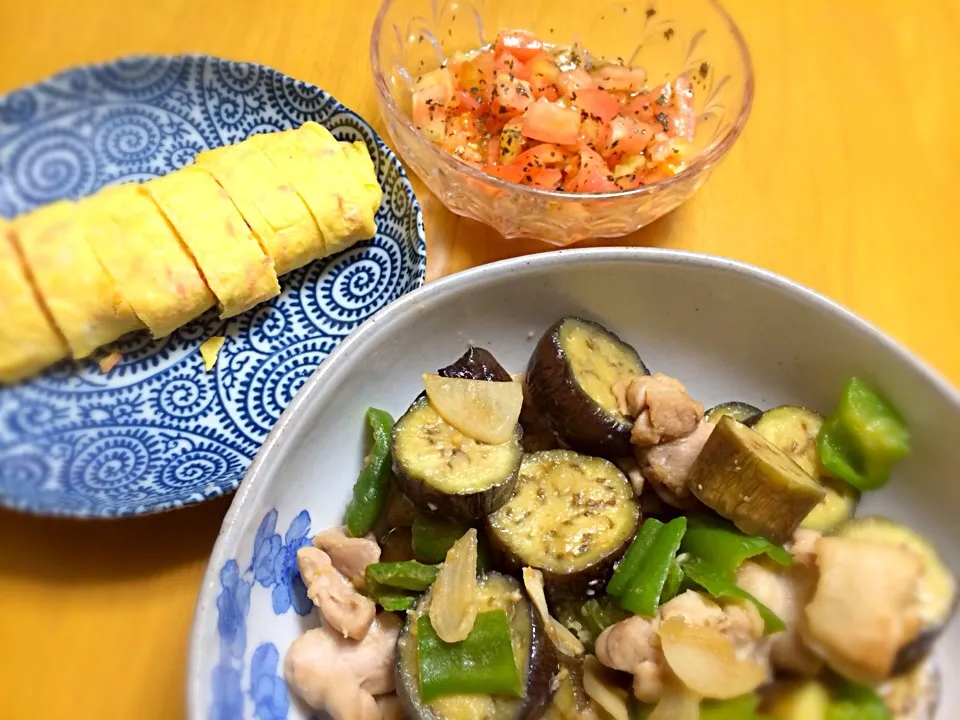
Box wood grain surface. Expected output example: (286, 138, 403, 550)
(0, 1, 957, 717)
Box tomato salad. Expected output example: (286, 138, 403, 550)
(410, 30, 697, 193)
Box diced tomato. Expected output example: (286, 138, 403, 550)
(486, 136, 500, 165)
(647, 132, 673, 163)
(663, 75, 696, 141)
(510, 143, 570, 170)
(539, 86, 559, 102)
(624, 91, 657, 122)
(412, 85, 449, 142)
(522, 100, 581, 145)
(603, 115, 657, 157)
(495, 30, 544, 63)
(578, 117, 611, 152)
(459, 51, 496, 104)
(526, 52, 561, 82)
(443, 113, 483, 164)
(556, 67, 593, 95)
(573, 147, 618, 193)
(495, 52, 530, 81)
(456, 89, 481, 112)
(491, 72, 535, 116)
(562, 153, 581, 191)
(526, 167, 563, 189)
(413, 68, 457, 107)
(573, 88, 620, 123)
(591, 64, 647, 94)
(483, 162, 526, 183)
(498, 117, 525, 164)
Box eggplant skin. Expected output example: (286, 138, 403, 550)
(439, 347, 513, 382)
(527, 317, 647, 458)
(395, 574, 559, 720)
(705, 401, 763, 427)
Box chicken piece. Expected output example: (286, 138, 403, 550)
(595, 615, 666, 703)
(297, 546, 376, 640)
(376, 695, 405, 720)
(615, 373, 704, 446)
(788, 528, 821, 566)
(285, 613, 401, 720)
(596, 590, 767, 703)
(802, 536, 923, 685)
(634, 421, 714, 509)
(613, 457, 645, 496)
(313, 526, 381, 590)
(737, 560, 823, 676)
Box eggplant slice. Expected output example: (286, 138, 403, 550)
(395, 573, 558, 720)
(833, 516, 958, 673)
(527, 317, 648, 457)
(439, 347, 513, 382)
(487, 450, 639, 595)
(392, 396, 523, 521)
(705, 401, 763, 427)
(753, 405, 860, 531)
(687, 416, 825, 544)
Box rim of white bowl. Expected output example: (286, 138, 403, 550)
(186, 247, 960, 717)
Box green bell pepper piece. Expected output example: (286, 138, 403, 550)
(579, 598, 630, 638)
(365, 560, 439, 592)
(683, 558, 786, 633)
(826, 680, 891, 720)
(344, 408, 395, 537)
(682, 517, 792, 573)
(365, 577, 417, 611)
(660, 558, 684, 604)
(620, 517, 687, 616)
(417, 610, 523, 702)
(818, 377, 910, 492)
(607, 518, 664, 597)
(411, 515, 471, 564)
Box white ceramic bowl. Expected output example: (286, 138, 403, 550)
(188, 248, 960, 720)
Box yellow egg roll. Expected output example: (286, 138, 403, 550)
(82, 185, 217, 338)
(253, 125, 376, 256)
(146, 167, 280, 318)
(11, 201, 143, 359)
(0, 220, 69, 382)
(195, 142, 324, 276)
(341, 140, 384, 214)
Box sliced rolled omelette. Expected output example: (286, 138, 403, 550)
(340, 139, 384, 214)
(146, 166, 280, 318)
(195, 141, 324, 276)
(82, 184, 217, 338)
(0, 219, 69, 382)
(252, 124, 376, 256)
(11, 201, 143, 359)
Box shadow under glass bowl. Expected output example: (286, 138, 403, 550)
(371, 0, 754, 245)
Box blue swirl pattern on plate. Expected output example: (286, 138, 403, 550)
(0, 56, 426, 517)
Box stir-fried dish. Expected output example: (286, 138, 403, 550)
(283, 317, 956, 720)
(411, 30, 696, 192)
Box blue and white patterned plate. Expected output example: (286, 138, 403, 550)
(0, 55, 426, 517)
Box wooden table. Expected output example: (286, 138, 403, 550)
(0, 1, 957, 717)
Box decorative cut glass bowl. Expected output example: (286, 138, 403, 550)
(371, 0, 754, 245)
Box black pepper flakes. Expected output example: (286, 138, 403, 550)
(646, 7, 656, 18)
(699, 61, 710, 78)
(655, 111, 669, 129)
(664, 28, 675, 40)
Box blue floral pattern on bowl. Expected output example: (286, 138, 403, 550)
(0, 55, 426, 517)
(212, 508, 314, 720)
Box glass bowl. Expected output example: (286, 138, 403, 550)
(371, 0, 753, 245)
